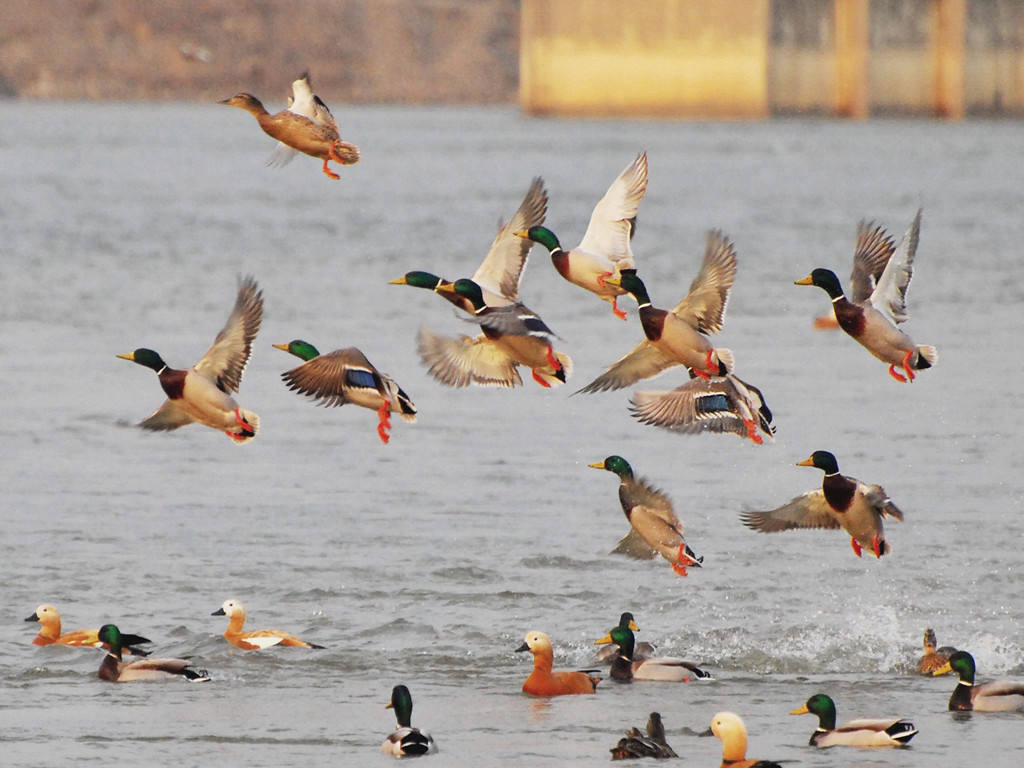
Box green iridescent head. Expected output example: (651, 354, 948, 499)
(386, 684, 415, 728)
(390, 271, 446, 290)
(798, 450, 839, 474)
(791, 693, 837, 730)
(97, 624, 122, 652)
(273, 340, 320, 362)
(795, 268, 845, 299)
(117, 348, 167, 373)
(589, 455, 634, 479)
(517, 225, 561, 252)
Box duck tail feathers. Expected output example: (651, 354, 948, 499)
(714, 348, 734, 375)
(914, 345, 937, 370)
(535, 352, 573, 387)
(229, 410, 259, 444)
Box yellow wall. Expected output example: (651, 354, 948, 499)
(521, 0, 771, 118)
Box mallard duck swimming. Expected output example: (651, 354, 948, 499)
(212, 599, 324, 650)
(382, 684, 438, 757)
(516, 153, 648, 320)
(796, 209, 936, 382)
(936, 650, 1024, 711)
(516, 630, 601, 696)
(25, 604, 151, 655)
(274, 340, 416, 444)
(595, 625, 710, 682)
(423, 278, 571, 388)
(790, 693, 917, 747)
(117, 275, 263, 443)
(590, 456, 702, 577)
(919, 628, 957, 674)
(96, 624, 209, 682)
(595, 612, 656, 662)
(710, 712, 782, 768)
(739, 450, 904, 558)
(576, 233, 736, 393)
(629, 371, 774, 444)
(219, 76, 359, 180)
(610, 712, 678, 760)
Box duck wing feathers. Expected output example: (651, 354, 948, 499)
(576, 340, 677, 394)
(578, 152, 648, 268)
(860, 483, 904, 521)
(869, 208, 921, 324)
(138, 398, 199, 431)
(194, 275, 263, 393)
(610, 528, 659, 560)
(417, 327, 522, 388)
(849, 220, 897, 303)
(473, 177, 547, 301)
(670, 230, 737, 333)
(281, 347, 386, 407)
(741, 490, 843, 532)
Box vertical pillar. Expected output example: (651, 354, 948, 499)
(933, 0, 966, 118)
(834, 0, 869, 118)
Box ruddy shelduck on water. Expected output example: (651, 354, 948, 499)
(212, 598, 324, 650)
(25, 604, 151, 655)
(516, 630, 601, 696)
(710, 711, 783, 768)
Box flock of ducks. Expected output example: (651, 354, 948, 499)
(31, 74, 1019, 762)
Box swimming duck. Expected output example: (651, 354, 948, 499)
(96, 624, 209, 682)
(212, 599, 324, 650)
(516, 630, 601, 695)
(739, 450, 904, 558)
(382, 684, 438, 757)
(595, 625, 710, 682)
(424, 278, 571, 388)
(219, 77, 359, 179)
(516, 153, 648, 320)
(576, 233, 736, 393)
(935, 650, 1024, 712)
(589, 456, 702, 577)
(25, 604, 151, 655)
(273, 340, 416, 444)
(629, 371, 774, 444)
(796, 209, 937, 382)
(595, 612, 656, 662)
(710, 711, 782, 768)
(918, 628, 957, 674)
(790, 693, 917, 747)
(390, 176, 547, 313)
(610, 712, 678, 760)
(117, 275, 263, 443)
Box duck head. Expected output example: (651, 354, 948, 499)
(790, 693, 837, 730)
(117, 348, 167, 373)
(589, 455, 634, 479)
(797, 450, 840, 474)
(795, 268, 846, 300)
(273, 340, 320, 362)
(515, 225, 561, 252)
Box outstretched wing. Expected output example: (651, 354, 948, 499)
(576, 340, 677, 394)
(869, 208, 922, 324)
(849, 220, 896, 303)
(740, 490, 842, 532)
(670, 230, 737, 333)
(417, 327, 522, 388)
(578, 152, 648, 268)
(473, 177, 548, 301)
(195, 275, 263, 393)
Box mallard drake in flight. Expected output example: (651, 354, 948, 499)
(220, 75, 359, 179)
(790, 693, 917, 747)
(595, 612, 656, 662)
(796, 209, 936, 382)
(810, 219, 896, 330)
(629, 371, 774, 444)
(274, 340, 416, 444)
(710, 712, 782, 768)
(516, 153, 648, 320)
(25, 605, 151, 655)
(382, 684, 437, 757)
(610, 712, 677, 760)
(936, 651, 1024, 711)
(576, 232, 736, 393)
(117, 275, 263, 443)
(589, 456, 702, 577)
(595, 625, 710, 682)
(918, 628, 957, 674)
(740, 451, 904, 558)
(212, 599, 324, 650)
(516, 630, 601, 696)
(96, 624, 209, 682)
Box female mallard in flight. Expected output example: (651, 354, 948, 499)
(594, 625, 710, 682)
(516, 630, 601, 696)
(576, 232, 736, 393)
(629, 371, 774, 444)
(589, 455, 702, 577)
(595, 612, 655, 662)
(212, 599, 324, 650)
(796, 209, 936, 382)
(382, 684, 438, 757)
(740, 451, 904, 558)
(710, 711, 782, 768)
(918, 628, 957, 674)
(219, 75, 359, 179)
(790, 693, 917, 747)
(96, 624, 209, 682)
(936, 650, 1024, 712)
(610, 712, 677, 760)
(273, 340, 416, 444)
(516, 153, 648, 320)
(25, 605, 151, 655)
(117, 275, 263, 443)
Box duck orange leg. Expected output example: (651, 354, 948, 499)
(872, 535, 883, 558)
(376, 402, 392, 444)
(545, 345, 563, 372)
(850, 537, 863, 558)
(671, 562, 689, 577)
(531, 369, 552, 388)
(596, 270, 612, 288)
(742, 417, 763, 445)
(610, 296, 626, 321)
(320, 158, 340, 180)
(901, 349, 916, 382)
(225, 408, 255, 440)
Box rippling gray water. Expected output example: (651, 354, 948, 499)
(1, 102, 1022, 767)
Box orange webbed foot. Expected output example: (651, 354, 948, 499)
(872, 535, 882, 558)
(596, 271, 613, 288)
(888, 364, 908, 383)
(901, 350, 916, 382)
(611, 297, 626, 321)
(742, 418, 763, 445)
(671, 563, 689, 577)
(545, 345, 562, 371)
(531, 369, 552, 388)
(850, 537, 863, 557)
(321, 159, 340, 180)
(376, 402, 392, 444)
